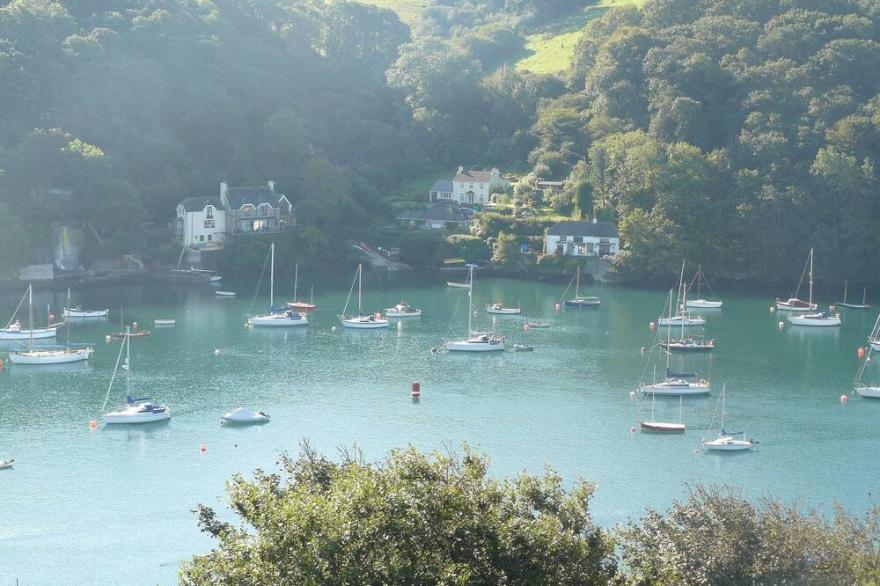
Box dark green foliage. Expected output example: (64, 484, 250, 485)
(180, 444, 618, 585)
(446, 233, 491, 262)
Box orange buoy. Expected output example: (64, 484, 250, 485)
(858, 347, 866, 360)
(89, 419, 97, 431)
(411, 382, 421, 398)
(840, 394, 849, 404)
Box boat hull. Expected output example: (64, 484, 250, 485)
(286, 302, 317, 313)
(703, 438, 753, 451)
(686, 300, 722, 309)
(564, 299, 600, 308)
(871, 339, 880, 351)
(639, 383, 711, 396)
(341, 317, 388, 329)
(103, 410, 171, 424)
(215, 291, 236, 297)
(9, 348, 91, 364)
(110, 331, 150, 339)
(447, 282, 470, 289)
(248, 314, 308, 327)
(641, 421, 686, 433)
(786, 314, 841, 327)
(657, 317, 706, 327)
(659, 342, 714, 352)
(0, 328, 56, 340)
(221, 408, 270, 425)
(855, 386, 880, 399)
(385, 309, 422, 318)
(63, 308, 109, 318)
(153, 319, 176, 326)
(487, 307, 521, 315)
(775, 298, 817, 312)
(446, 340, 504, 352)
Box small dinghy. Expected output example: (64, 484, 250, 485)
(153, 319, 176, 326)
(215, 291, 236, 297)
(221, 407, 270, 425)
(525, 321, 549, 329)
(487, 303, 522, 315)
(0, 458, 14, 470)
(512, 343, 534, 352)
(447, 281, 471, 289)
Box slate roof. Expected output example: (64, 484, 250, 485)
(454, 170, 494, 183)
(225, 186, 286, 209)
(179, 197, 222, 212)
(398, 204, 470, 223)
(431, 179, 453, 193)
(547, 221, 619, 238)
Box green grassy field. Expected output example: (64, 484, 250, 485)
(355, 0, 429, 29)
(516, 0, 646, 76)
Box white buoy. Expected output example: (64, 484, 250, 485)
(213, 348, 220, 356)
(770, 305, 776, 313)
(105, 335, 112, 342)
(778, 320, 785, 329)
(331, 326, 337, 332)
(629, 390, 636, 399)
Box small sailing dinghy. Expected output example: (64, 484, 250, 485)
(0, 458, 13, 470)
(702, 385, 754, 451)
(153, 319, 176, 326)
(641, 395, 686, 433)
(286, 265, 318, 313)
(562, 266, 600, 308)
(784, 249, 840, 326)
(109, 307, 151, 339)
(685, 265, 722, 308)
(215, 291, 236, 297)
(62, 288, 109, 318)
(8, 286, 93, 365)
(446, 266, 504, 352)
(658, 261, 706, 326)
(776, 249, 819, 312)
(221, 407, 270, 425)
(855, 314, 880, 398)
(385, 302, 422, 317)
(0, 287, 56, 340)
(248, 244, 308, 327)
(836, 280, 871, 310)
(102, 328, 170, 424)
(487, 303, 521, 315)
(339, 264, 388, 329)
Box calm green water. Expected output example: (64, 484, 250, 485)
(1, 273, 878, 584)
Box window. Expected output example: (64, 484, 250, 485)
(199, 235, 204, 242)
(258, 203, 271, 216)
(207, 234, 212, 241)
(587, 242, 594, 253)
(242, 205, 254, 217)
(469, 183, 473, 189)
(573, 236, 583, 243)
(204, 219, 215, 228)
(206, 205, 214, 219)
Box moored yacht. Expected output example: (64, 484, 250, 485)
(248, 243, 309, 327)
(446, 266, 504, 352)
(339, 264, 388, 329)
(102, 329, 170, 425)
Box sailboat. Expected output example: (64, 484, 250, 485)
(563, 266, 600, 308)
(657, 261, 705, 327)
(102, 328, 170, 424)
(446, 266, 505, 352)
(855, 314, 880, 398)
(339, 264, 388, 329)
(639, 290, 711, 396)
(776, 249, 819, 311)
(109, 306, 151, 339)
(837, 280, 871, 310)
(447, 269, 472, 288)
(702, 385, 755, 451)
(248, 243, 308, 327)
(785, 249, 840, 326)
(62, 287, 109, 318)
(286, 264, 318, 313)
(685, 265, 723, 308)
(641, 395, 686, 433)
(8, 286, 92, 365)
(0, 286, 57, 340)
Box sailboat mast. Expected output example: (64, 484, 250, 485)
(358, 264, 363, 314)
(665, 289, 673, 371)
(575, 266, 581, 297)
(125, 326, 131, 397)
(844, 279, 848, 304)
(269, 243, 275, 308)
(808, 248, 814, 306)
(293, 263, 299, 302)
(27, 285, 34, 349)
(467, 266, 474, 335)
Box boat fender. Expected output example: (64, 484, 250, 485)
(555, 303, 561, 312)
(778, 321, 784, 329)
(411, 382, 421, 398)
(640, 346, 646, 354)
(649, 322, 656, 331)
(770, 305, 775, 313)
(630, 426, 636, 434)
(628, 391, 635, 399)
(105, 335, 112, 342)
(213, 348, 221, 356)
(840, 394, 848, 405)
(132, 322, 138, 330)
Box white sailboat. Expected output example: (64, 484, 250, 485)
(786, 249, 840, 326)
(0, 286, 56, 340)
(446, 266, 504, 352)
(658, 261, 705, 327)
(339, 264, 388, 329)
(685, 265, 723, 308)
(702, 385, 755, 451)
(641, 395, 686, 433)
(9, 286, 92, 365)
(62, 288, 109, 318)
(776, 249, 819, 311)
(562, 266, 600, 308)
(248, 243, 308, 327)
(286, 264, 318, 313)
(855, 314, 880, 398)
(837, 280, 871, 310)
(102, 328, 170, 424)
(639, 290, 711, 396)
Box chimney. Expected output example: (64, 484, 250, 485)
(267, 180, 275, 192)
(220, 182, 228, 207)
(593, 216, 597, 223)
(491, 167, 499, 177)
(457, 165, 464, 175)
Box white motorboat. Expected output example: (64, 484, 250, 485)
(0, 459, 13, 470)
(854, 315, 880, 398)
(385, 302, 422, 317)
(775, 249, 819, 311)
(562, 267, 600, 308)
(10, 346, 92, 365)
(684, 265, 722, 308)
(525, 321, 549, 329)
(63, 307, 109, 318)
(447, 280, 471, 289)
(101, 328, 170, 425)
(659, 337, 715, 353)
(447, 267, 504, 352)
(215, 291, 236, 297)
(657, 314, 706, 327)
(339, 264, 388, 329)
(641, 395, 686, 433)
(702, 385, 754, 452)
(787, 311, 841, 327)
(153, 319, 176, 326)
(248, 244, 308, 328)
(487, 303, 521, 315)
(221, 407, 270, 425)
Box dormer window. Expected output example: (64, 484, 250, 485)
(258, 203, 271, 216)
(205, 205, 214, 219)
(242, 204, 254, 217)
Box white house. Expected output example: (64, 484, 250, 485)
(544, 220, 620, 257)
(176, 196, 227, 250)
(452, 167, 509, 205)
(220, 181, 293, 235)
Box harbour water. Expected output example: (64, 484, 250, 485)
(1, 274, 878, 584)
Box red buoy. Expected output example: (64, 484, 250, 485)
(555, 303, 561, 312)
(199, 443, 207, 453)
(411, 382, 421, 398)
(840, 394, 849, 405)
(89, 419, 97, 431)
(858, 347, 866, 360)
